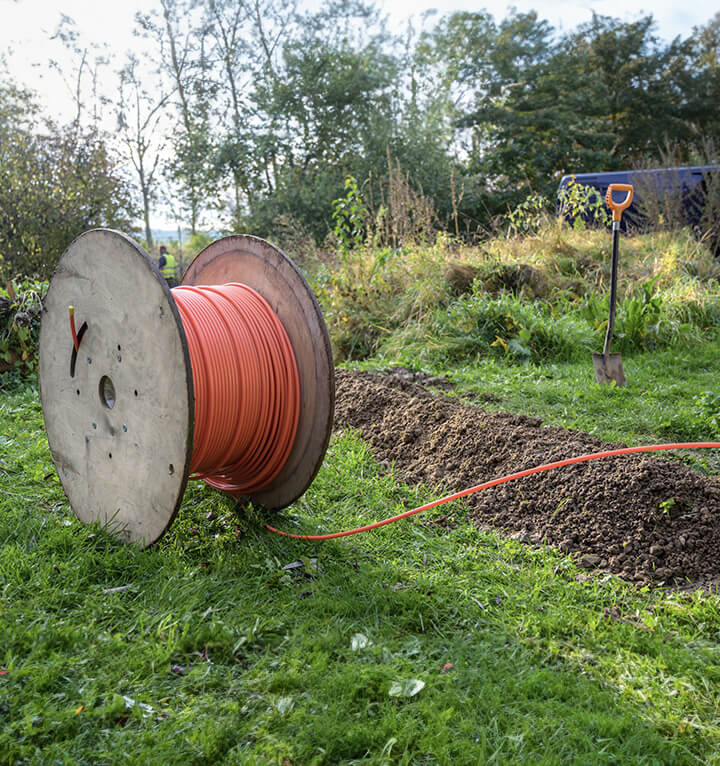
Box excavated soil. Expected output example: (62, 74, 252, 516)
(334, 370, 720, 588)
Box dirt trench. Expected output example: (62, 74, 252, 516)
(334, 369, 720, 588)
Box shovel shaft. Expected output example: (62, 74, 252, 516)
(603, 221, 620, 356)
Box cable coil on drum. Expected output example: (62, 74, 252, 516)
(173, 283, 300, 495)
(39, 231, 334, 546)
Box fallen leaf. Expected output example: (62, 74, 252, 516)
(389, 679, 425, 697)
(351, 633, 371, 651)
(122, 695, 154, 716)
(102, 584, 132, 594)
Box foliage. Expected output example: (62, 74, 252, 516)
(11, 5, 720, 242)
(0, 80, 136, 280)
(557, 175, 611, 230)
(135, 0, 220, 235)
(313, 223, 720, 364)
(0, 278, 48, 376)
(331, 175, 367, 253)
(506, 193, 553, 235)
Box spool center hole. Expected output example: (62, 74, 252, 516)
(99, 375, 116, 409)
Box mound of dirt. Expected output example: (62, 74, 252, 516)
(334, 370, 720, 588)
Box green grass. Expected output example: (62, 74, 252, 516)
(311, 224, 720, 365)
(443, 336, 720, 445)
(2, 377, 720, 764)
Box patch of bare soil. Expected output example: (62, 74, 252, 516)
(334, 370, 720, 588)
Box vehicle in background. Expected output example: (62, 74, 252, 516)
(557, 165, 720, 237)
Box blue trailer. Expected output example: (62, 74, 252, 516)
(557, 165, 720, 232)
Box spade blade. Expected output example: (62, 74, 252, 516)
(592, 353, 625, 386)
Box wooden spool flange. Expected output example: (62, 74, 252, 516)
(39, 229, 334, 546)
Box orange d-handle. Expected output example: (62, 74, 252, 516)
(605, 183, 634, 222)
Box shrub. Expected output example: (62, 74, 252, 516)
(0, 79, 136, 280)
(0, 278, 48, 376)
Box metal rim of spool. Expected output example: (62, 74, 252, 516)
(39, 229, 194, 547)
(181, 234, 335, 510)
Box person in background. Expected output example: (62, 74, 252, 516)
(158, 245, 178, 287)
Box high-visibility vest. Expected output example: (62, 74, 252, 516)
(161, 252, 176, 279)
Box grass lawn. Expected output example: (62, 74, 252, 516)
(1, 339, 720, 764)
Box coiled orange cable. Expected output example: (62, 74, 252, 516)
(172, 283, 300, 496)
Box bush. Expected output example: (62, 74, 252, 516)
(0, 79, 136, 280)
(0, 278, 48, 376)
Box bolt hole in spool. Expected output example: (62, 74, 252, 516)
(39, 230, 334, 546)
(98, 375, 116, 409)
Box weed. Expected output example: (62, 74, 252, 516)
(312, 222, 720, 366)
(556, 175, 610, 230)
(332, 175, 367, 255)
(507, 192, 553, 235)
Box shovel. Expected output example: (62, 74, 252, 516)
(592, 182, 634, 386)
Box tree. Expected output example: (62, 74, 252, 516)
(204, 0, 299, 222)
(682, 12, 720, 140)
(116, 55, 172, 248)
(427, 10, 560, 215)
(564, 15, 690, 161)
(135, 0, 218, 234)
(428, 9, 708, 218)
(242, 1, 403, 237)
(0, 79, 136, 279)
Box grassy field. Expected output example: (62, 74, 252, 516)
(2, 341, 720, 764)
(2, 224, 719, 763)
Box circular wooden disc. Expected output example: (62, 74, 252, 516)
(39, 229, 194, 546)
(181, 234, 334, 509)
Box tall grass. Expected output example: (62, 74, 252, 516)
(312, 223, 720, 365)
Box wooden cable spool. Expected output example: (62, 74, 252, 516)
(38, 229, 334, 546)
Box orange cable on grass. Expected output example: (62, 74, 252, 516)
(172, 283, 300, 496)
(265, 442, 720, 540)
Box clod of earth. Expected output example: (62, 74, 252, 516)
(334, 370, 720, 589)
